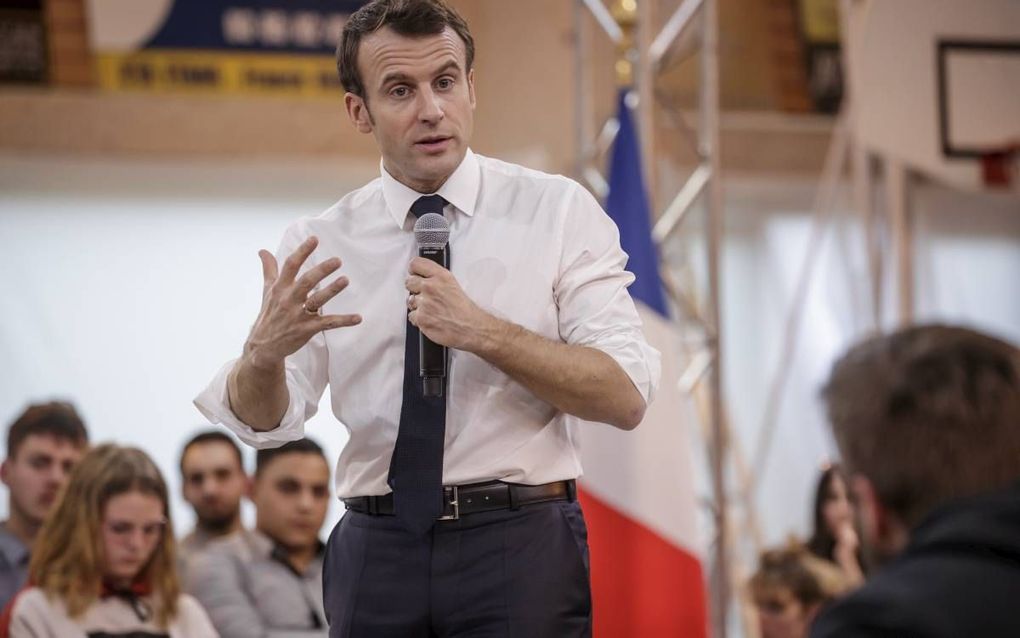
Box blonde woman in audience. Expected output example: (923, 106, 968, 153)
(749, 542, 850, 638)
(0, 444, 217, 637)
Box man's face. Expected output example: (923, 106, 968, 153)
(252, 452, 330, 552)
(1, 434, 85, 525)
(345, 26, 476, 193)
(181, 442, 247, 531)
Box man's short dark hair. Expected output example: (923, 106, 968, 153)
(6, 401, 88, 459)
(823, 324, 1020, 529)
(255, 438, 327, 476)
(179, 430, 244, 475)
(336, 0, 475, 98)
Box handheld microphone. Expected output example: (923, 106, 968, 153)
(413, 212, 450, 398)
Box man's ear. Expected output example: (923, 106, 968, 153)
(345, 92, 374, 134)
(0, 459, 10, 488)
(850, 474, 881, 544)
(851, 473, 911, 562)
(467, 68, 476, 110)
(243, 475, 254, 500)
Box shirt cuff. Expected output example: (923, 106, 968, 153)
(193, 359, 308, 449)
(582, 330, 662, 406)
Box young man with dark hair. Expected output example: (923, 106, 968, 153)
(185, 438, 330, 638)
(0, 401, 89, 608)
(178, 430, 249, 565)
(195, 0, 660, 635)
(811, 324, 1020, 637)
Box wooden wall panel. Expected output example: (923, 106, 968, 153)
(44, 0, 93, 86)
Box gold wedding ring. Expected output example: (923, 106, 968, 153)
(302, 301, 321, 316)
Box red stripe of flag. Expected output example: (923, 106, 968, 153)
(579, 487, 708, 638)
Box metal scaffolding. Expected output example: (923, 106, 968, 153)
(573, 1, 743, 635)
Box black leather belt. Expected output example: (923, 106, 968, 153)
(343, 479, 577, 521)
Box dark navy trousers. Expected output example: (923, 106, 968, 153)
(322, 499, 592, 637)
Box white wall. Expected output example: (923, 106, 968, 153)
(0, 153, 375, 535)
(707, 174, 1019, 556)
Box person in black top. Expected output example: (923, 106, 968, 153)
(811, 324, 1020, 638)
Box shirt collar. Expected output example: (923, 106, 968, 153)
(380, 149, 479, 229)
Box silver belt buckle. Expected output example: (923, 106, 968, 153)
(437, 485, 459, 521)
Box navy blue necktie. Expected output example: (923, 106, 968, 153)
(387, 194, 448, 534)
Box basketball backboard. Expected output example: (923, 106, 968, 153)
(845, 0, 1020, 191)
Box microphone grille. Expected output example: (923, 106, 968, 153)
(413, 213, 450, 249)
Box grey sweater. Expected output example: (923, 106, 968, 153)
(184, 529, 327, 638)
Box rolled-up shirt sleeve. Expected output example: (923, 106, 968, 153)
(193, 224, 330, 449)
(554, 182, 662, 405)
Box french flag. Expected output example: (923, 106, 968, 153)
(578, 89, 708, 637)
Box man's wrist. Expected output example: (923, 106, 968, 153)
(242, 342, 285, 375)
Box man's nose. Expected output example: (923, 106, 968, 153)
(295, 490, 315, 512)
(48, 464, 67, 485)
(417, 87, 444, 123)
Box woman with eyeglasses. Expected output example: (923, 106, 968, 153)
(0, 444, 217, 637)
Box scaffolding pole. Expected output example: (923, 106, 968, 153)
(573, 1, 740, 635)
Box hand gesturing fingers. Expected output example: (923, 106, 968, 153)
(304, 275, 351, 313)
(278, 236, 319, 284)
(245, 237, 361, 365)
(259, 250, 279, 291)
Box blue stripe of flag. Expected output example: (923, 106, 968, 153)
(605, 88, 669, 318)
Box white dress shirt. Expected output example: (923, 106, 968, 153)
(195, 150, 661, 498)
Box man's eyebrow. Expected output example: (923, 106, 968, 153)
(432, 60, 461, 77)
(379, 60, 462, 89)
(379, 71, 414, 89)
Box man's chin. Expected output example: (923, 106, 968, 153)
(413, 158, 462, 190)
(197, 512, 239, 533)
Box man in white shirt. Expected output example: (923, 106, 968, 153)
(195, 1, 660, 636)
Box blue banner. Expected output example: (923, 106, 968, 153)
(146, 0, 368, 54)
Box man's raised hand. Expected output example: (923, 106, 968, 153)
(244, 236, 362, 369)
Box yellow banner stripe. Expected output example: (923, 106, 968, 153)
(95, 50, 343, 98)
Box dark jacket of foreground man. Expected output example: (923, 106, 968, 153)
(811, 480, 1020, 638)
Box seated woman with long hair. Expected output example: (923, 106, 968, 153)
(806, 463, 865, 587)
(0, 444, 217, 637)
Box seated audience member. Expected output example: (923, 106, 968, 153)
(811, 325, 1020, 638)
(805, 463, 864, 586)
(750, 542, 849, 638)
(186, 438, 329, 638)
(178, 431, 248, 568)
(0, 444, 216, 637)
(0, 402, 89, 609)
